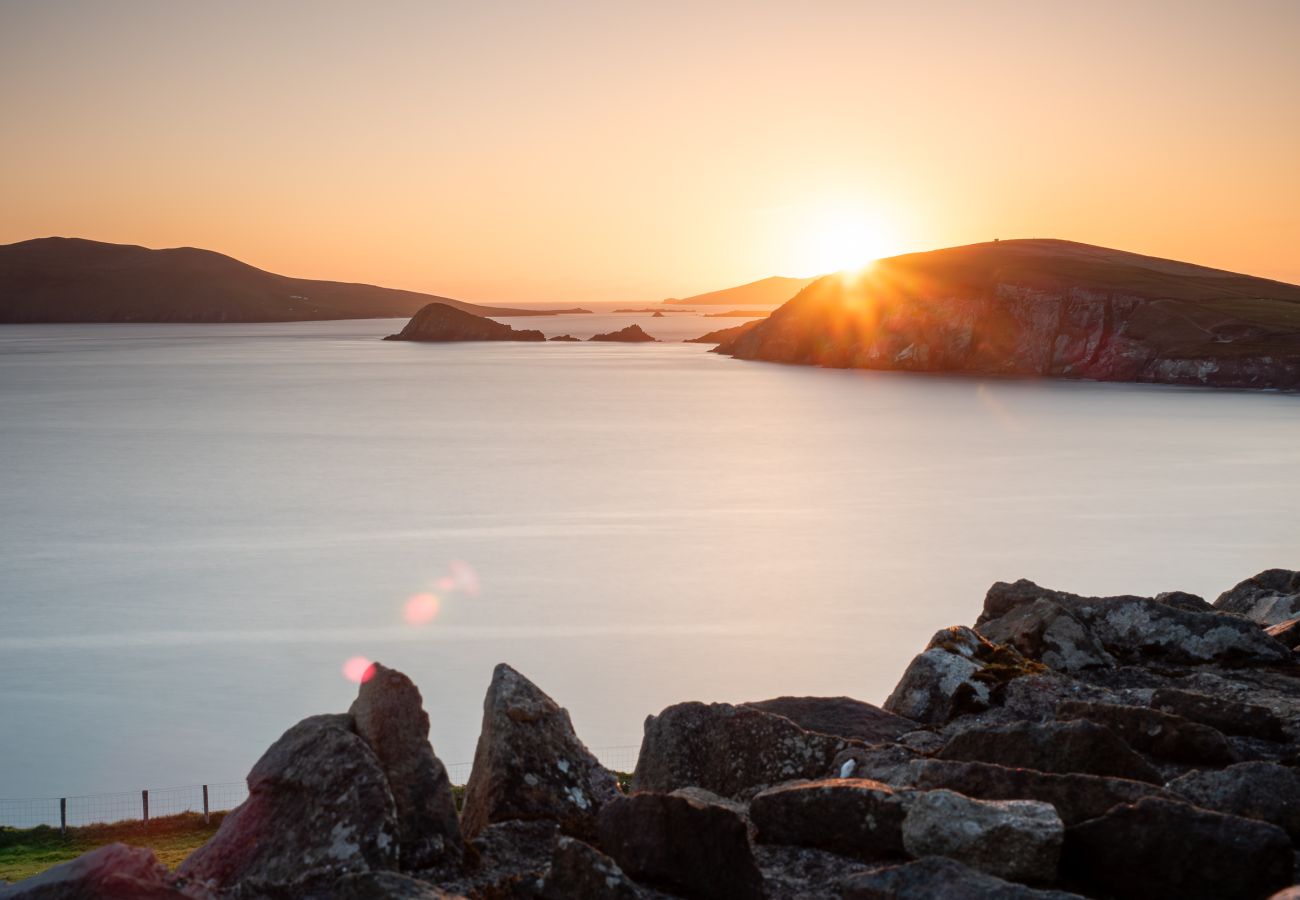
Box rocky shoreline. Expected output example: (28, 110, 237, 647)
(4, 570, 1300, 899)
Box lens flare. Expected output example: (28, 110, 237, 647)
(436, 576, 455, 592)
(342, 655, 376, 683)
(449, 560, 480, 595)
(403, 592, 440, 625)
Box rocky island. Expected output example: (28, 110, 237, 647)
(383, 303, 546, 343)
(715, 239, 1300, 391)
(7, 567, 1300, 899)
(588, 324, 658, 343)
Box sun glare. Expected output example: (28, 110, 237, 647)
(791, 206, 892, 276)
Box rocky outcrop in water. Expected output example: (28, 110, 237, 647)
(714, 239, 1300, 391)
(384, 303, 545, 343)
(7, 567, 1300, 900)
(588, 324, 657, 343)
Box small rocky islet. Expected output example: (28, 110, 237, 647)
(7, 569, 1300, 899)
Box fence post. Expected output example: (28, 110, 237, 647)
(142, 789, 149, 825)
(60, 797, 66, 835)
(202, 785, 209, 825)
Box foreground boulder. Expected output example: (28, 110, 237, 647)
(911, 759, 1169, 826)
(588, 324, 657, 342)
(0, 844, 194, 900)
(539, 835, 645, 900)
(179, 714, 400, 895)
(744, 695, 917, 743)
(937, 720, 1162, 783)
(842, 856, 1084, 899)
(460, 664, 620, 841)
(384, 302, 545, 342)
(597, 792, 764, 900)
(1149, 686, 1286, 741)
(1214, 569, 1300, 625)
(1061, 797, 1293, 900)
(979, 579, 1291, 666)
(632, 701, 857, 797)
(349, 663, 462, 870)
(749, 778, 909, 862)
(1166, 761, 1300, 842)
(883, 626, 1046, 724)
(901, 790, 1063, 885)
(1055, 699, 1236, 765)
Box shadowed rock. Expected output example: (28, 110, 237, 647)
(178, 714, 400, 896)
(1214, 569, 1300, 625)
(0, 843, 195, 900)
(749, 778, 909, 862)
(384, 302, 545, 342)
(1266, 616, 1300, 649)
(632, 701, 858, 798)
(330, 871, 464, 899)
(597, 792, 763, 900)
(1149, 687, 1286, 741)
(540, 835, 645, 900)
(348, 663, 462, 870)
(1061, 797, 1293, 900)
(901, 790, 1063, 885)
(588, 324, 657, 342)
(460, 664, 620, 841)
(977, 599, 1114, 672)
(841, 856, 1085, 900)
(1153, 591, 1214, 613)
(1166, 761, 1300, 842)
(744, 696, 917, 743)
(1055, 699, 1236, 765)
(937, 720, 1162, 783)
(911, 759, 1170, 826)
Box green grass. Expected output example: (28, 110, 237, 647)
(0, 811, 225, 883)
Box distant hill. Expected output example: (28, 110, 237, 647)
(662, 275, 815, 307)
(0, 237, 588, 322)
(715, 239, 1300, 391)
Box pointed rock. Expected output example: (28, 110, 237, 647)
(460, 664, 620, 841)
(1214, 568, 1300, 625)
(349, 663, 462, 871)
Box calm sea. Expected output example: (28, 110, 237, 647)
(1, 313, 1298, 799)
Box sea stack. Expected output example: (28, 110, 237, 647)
(588, 324, 658, 343)
(384, 302, 545, 342)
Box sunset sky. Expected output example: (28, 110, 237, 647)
(2, 0, 1298, 303)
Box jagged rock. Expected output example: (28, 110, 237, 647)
(743, 695, 917, 743)
(548, 335, 580, 342)
(539, 836, 645, 900)
(1166, 762, 1300, 842)
(830, 744, 923, 786)
(1153, 591, 1214, 613)
(1149, 686, 1286, 740)
(460, 664, 620, 841)
(841, 856, 1085, 900)
(349, 663, 462, 870)
(597, 793, 764, 900)
(980, 579, 1290, 665)
(911, 759, 1170, 826)
(0, 843, 194, 899)
(749, 778, 910, 862)
(883, 627, 1046, 725)
(1267, 616, 1300, 649)
(438, 820, 558, 900)
(330, 871, 464, 899)
(384, 303, 545, 342)
(631, 701, 857, 798)
(937, 720, 1162, 783)
(667, 787, 755, 839)
(178, 714, 400, 895)
(1061, 797, 1293, 900)
(1214, 569, 1300, 625)
(977, 599, 1114, 672)
(901, 790, 1063, 884)
(587, 324, 657, 343)
(1056, 699, 1236, 765)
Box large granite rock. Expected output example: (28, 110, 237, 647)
(460, 664, 620, 841)
(977, 599, 1114, 672)
(1166, 761, 1300, 842)
(349, 663, 462, 870)
(841, 856, 1085, 900)
(588, 324, 657, 343)
(1061, 797, 1293, 900)
(979, 579, 1290, 666)
(937, 720, 1162, 783)
(901, 790, 1063, 885)
(632, 701, 857, 798)
(1055, 699, 1237, 765)
(1149, 686, 1286, 741)
(539, 835, 646, 900)
(748, 778, 910, 862)
(0, 844, 195, 900)
(1214, 569, 1300, 625)
(883, 627, 1046, 725)
(597, 793, 764, 900)
(384, 303, 545, 342)
(178, 714, 400, 896)
(910, 759, 1170, 826)
(743, 695, 917, 743)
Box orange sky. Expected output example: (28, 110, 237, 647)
(2, 1, 1298, 303)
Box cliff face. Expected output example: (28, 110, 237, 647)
(716, 240, 1300, 390)
(383, 302, 545, 342)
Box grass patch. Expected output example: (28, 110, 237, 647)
(0, 811, 225, 884)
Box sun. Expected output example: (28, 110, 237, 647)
(791, 206, 893, 276)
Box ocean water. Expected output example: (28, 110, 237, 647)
(1, 314, 1298, 801)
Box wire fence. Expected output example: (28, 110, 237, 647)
(0, 745, 640, 830)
